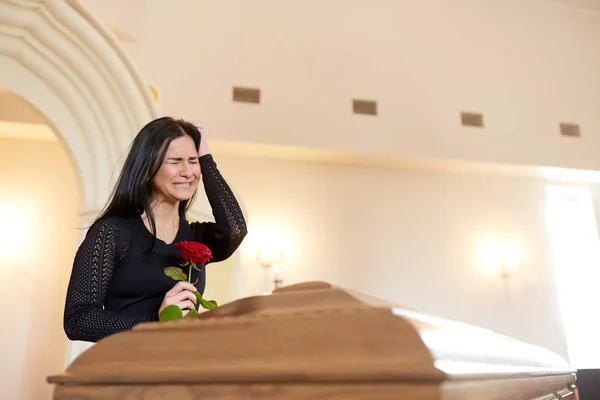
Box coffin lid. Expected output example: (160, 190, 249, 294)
(48, 281, 574, 385)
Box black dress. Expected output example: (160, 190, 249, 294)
(63, 154, 247, 342)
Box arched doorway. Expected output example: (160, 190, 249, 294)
(0, 0, 157, 214)
(0, 0, 158, 376)
(0, 87, 81, 400)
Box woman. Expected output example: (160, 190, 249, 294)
(63, 117, 247, 342)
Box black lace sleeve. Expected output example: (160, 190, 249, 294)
(191, 154, 248, 263)
(63, 218, 157, 342)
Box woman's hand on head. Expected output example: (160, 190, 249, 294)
(192, 122, 210, 157)
(159, 281, 198, 317)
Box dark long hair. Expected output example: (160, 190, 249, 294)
(92, 117, 201, 245)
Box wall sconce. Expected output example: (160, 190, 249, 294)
(499, 260, 516, 279)
(257, 247, 283, 290)
(480, 239, 523, 279)
(249, 225, 294, 292)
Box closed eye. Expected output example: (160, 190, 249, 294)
(165, 157, 199, 164)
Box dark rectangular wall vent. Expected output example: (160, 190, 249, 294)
(353, 99, 377, 116)
(233, 86, 260, 104)
(560, 122, 581, 137)
(461, 112, 484, 127)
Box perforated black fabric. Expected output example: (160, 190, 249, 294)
(63, 218, 156, 342)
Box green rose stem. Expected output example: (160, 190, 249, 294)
(161, 255, 218, 321)
(187, 262, 194, 283)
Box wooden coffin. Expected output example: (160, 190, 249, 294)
(48, 281, 578, 399)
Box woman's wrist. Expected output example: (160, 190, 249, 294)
(199, 142, 210, 157)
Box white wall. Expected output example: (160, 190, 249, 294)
(86, 0, 600, 171)
(0, 138, 79, 400)
(210, 152, 571, 359)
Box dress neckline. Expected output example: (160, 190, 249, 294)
(135, 215, 185, 247)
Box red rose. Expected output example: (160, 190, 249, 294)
(174, 241, 213, 265)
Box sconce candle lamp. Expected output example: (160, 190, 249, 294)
(480, 239, 524, 279)
(257, 247, 284, 290)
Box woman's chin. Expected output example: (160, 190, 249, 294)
(174, 195, 194, 202)
(174, 192, 197, 202)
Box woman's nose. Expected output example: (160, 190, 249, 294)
(180, 162, 192, 177)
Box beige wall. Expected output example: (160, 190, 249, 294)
(0, 138, 79, 400)
(211, 152, 574, 360)
(79, 0, 600, 361)
(86, 0, 600, 171)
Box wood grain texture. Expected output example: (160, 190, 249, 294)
(49, 307, 442, 385)
(51, 380, 577, 400)
(53, 383, 441, 400)
(48, 281, 578, 400)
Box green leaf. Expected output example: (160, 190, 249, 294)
(159, 305, 182, 321)
(179, 261, 190, 267)
(206, 300, 218, 308)
(185, 309, 199, 318)
(164, 266, 187, 281)
(194, 291, 218, 310)
(192, 262, 202, 272)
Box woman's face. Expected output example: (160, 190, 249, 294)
(151, 135, 200, 204)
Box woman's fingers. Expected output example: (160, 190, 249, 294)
(178, 300, 196, 312)
(159, 283, 198, 316)
(167, 289, 198, 306)
(165, 281, 197, 297)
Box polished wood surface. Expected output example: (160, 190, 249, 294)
(48, 281, 577, 399)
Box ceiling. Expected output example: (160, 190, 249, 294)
(546, 0, 600, 10)
(82, 0, 600, 45)
(2, 0, 600, 147)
